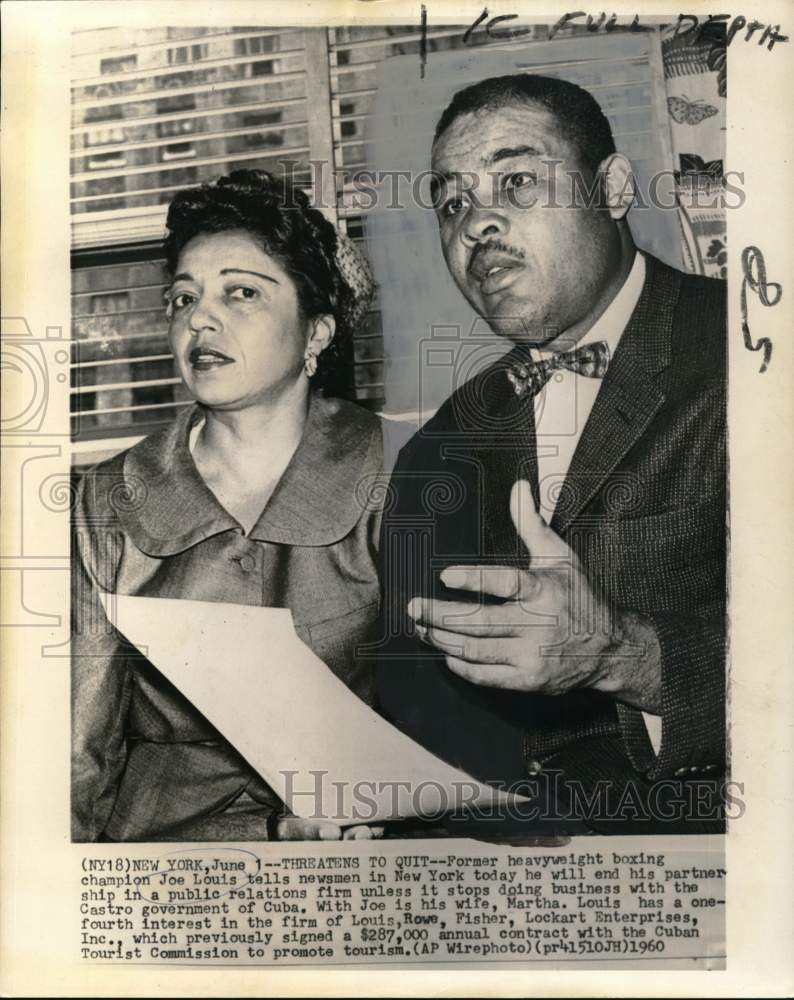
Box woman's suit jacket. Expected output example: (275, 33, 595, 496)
(72, 393, 383, 842)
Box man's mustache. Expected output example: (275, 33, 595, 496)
(468, 239, 526, 273)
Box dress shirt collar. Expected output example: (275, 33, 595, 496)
(118, 392, 382, 556)
(534, 250, 646, 361)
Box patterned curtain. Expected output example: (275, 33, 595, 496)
(662, 23, 727, 278)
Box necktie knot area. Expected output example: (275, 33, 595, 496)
(507, 341, 611, 397)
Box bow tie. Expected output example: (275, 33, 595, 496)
(506, 341, 611, 397)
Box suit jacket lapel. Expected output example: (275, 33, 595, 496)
(484, 384, 539, 562)
(446, 346, 539, 564)
(551, 254, 680, 535)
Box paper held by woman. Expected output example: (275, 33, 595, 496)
(99, 593, 527, 826)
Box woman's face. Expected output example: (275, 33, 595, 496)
(167, 229, 317, 410)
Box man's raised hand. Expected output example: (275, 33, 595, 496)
(407, 480, 661, 710)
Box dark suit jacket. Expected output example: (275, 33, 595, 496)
(376, 253, 726, 833)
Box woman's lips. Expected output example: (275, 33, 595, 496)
(189, 347, 234, 373)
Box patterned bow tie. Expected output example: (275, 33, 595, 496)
(506, 341, 611, 397)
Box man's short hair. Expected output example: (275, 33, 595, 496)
(434, 73, 617, 174)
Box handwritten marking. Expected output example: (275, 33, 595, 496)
(420, 4, 427, 78)
(675, 14, 788, 49)
(548, 11, 641, 38)
(741, 246, 780, 373)
(463, 7, 489, 44)
(449, 9, 789, 55)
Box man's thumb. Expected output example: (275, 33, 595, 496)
(509, 480, 568, 561)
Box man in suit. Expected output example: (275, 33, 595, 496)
(376, 73, 726, 833)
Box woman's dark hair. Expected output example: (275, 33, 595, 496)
(163, 169, 355, 390)
(434, 73, 617, 175)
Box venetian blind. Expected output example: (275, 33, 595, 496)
(70, 23, 673, 461)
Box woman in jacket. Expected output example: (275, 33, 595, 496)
(72, 170, 383, 842)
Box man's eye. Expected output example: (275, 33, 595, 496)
(504, 171, 537, 191)
(440, 195, 468, 218)
(228, 286, 259, 302)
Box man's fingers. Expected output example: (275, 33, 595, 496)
(409, 597, 523, 634)
(409, 575, 561, 633)
(442, 564, 547, 604)
(510, 479, 569, 564)
(343, 825, 385, 840)
(418, 626, 511, 663)
(445, 656, 521, 689)
(276, 818, 342, 841)
(440, 564, 522, 599)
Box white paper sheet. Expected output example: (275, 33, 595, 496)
(100, 593, 527, 825)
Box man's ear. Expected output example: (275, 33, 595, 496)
(307, 314, 336, 355)
(600, 153, 635, 220)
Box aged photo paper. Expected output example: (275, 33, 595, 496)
(1, 0, 792, 996)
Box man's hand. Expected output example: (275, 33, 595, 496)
(408, 480, 661, 712)
(276, 818, 385, 841)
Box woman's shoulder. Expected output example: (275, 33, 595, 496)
(317, 394, 382, 433)
(312, 394, 383, 469)
(74, 410, 194, 521)
(74, 445, 130, 521)
(315, 396, 423, 479)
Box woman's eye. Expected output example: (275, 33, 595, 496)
(228, 286, 259, 302)
(170, 292, 196, 310)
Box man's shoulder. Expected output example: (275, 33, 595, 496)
(665, 260, 726, 374)
(649, 254, 726, 329)
(395, 352, 515, 463)
(675, 262, 726, 313)
(636, 254, 726, 383)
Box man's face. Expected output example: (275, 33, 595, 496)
(431, 101, 623, 345)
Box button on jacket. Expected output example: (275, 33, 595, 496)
(72, 393, 383, 842)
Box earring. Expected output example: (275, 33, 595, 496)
(303, 348, 318, 378)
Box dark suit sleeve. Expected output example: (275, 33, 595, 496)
(616, 606, 726, 781)
(613, 382, 726, 783)
(71, 475, 132, 842)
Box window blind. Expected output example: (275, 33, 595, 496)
(70, 22, 673, 460)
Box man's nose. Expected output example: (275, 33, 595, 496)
(461, 204, 509, 247)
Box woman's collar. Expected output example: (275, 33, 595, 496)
(119, 394, 382, 556)
(248, 393, 382, 546)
